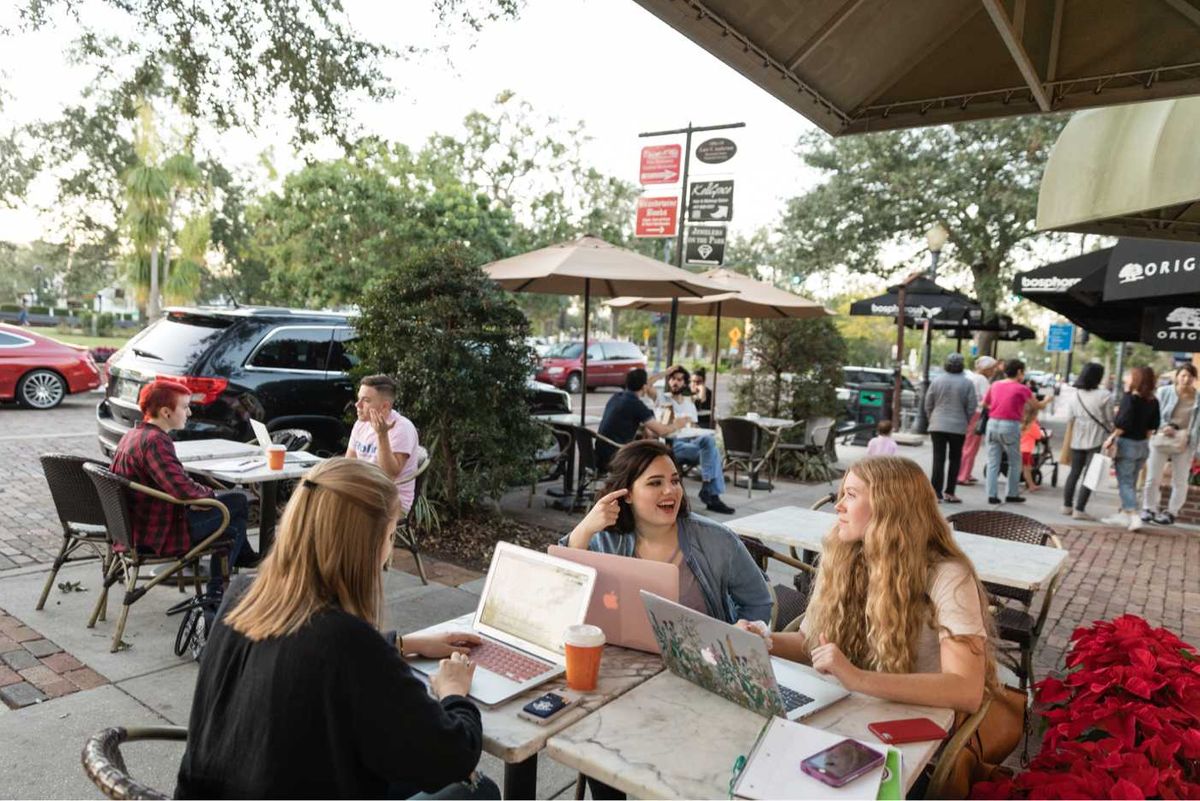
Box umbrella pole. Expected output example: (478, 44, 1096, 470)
(581, 278, 590, 428)
(956, 333, 963, 354)
(711, 303, 722, 427)
(666, 298, 680, 366)
(893, 285, 907, 429)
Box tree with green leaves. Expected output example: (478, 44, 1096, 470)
(777, 116, 1066, 342)
(353, 243, 538, 516)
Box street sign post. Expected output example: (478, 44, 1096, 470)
(684, 225, 726, 265)
(1046, 323, 1075, 352)
(635, 196, 679, 238)
(687, 180, 734, 221)
(639, 145, 681, 185)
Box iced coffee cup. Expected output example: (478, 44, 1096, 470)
(266, 443, 286, 470)
(564, 623, 605, 692)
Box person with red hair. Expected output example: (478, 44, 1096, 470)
(110, 379, 250, 596)
(1102, 366, 1161, 532)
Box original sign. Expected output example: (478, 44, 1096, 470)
(685, 225, 726, 265)
(635, 196, 679, 238)
(1105, 239, 1200, 302)
(687, 180, 734, 222)
(696, 137, 737, 164)
(639, 145, 681, 185)
(1144, 306, 1200, 351)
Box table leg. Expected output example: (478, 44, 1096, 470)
(259, 480, 279, 553)
(547, 432, 577, 498)
(503, 754, 538, 800)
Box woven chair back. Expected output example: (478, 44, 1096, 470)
(82, 463, 138, 552)
(40, 454, 107, 530)
(718, 418, 764, 457)
(946, 509, 1055, 605)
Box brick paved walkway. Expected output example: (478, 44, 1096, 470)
(0, 608, 108, 708)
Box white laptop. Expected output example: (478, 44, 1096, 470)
(640, 591, 848, 721)
(406, 542, 597, 705)
(249, 418, 273, 450)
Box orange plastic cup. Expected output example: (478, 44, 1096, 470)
(564, 624, 605, 691)
(266, 444, 286, 470)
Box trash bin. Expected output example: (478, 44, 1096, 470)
(848, 382, 892, 445)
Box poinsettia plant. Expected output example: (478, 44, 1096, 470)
(972, 615, 1200, 800)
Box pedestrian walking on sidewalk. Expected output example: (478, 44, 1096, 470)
(1061, 362, 1113, 520)
(982, 359, 1050, 505)
(1102, 366, 1160, 532)
(957, 356, 998, 486)
(1140, 364, 1199, 526)
(924, 353, 976, 503)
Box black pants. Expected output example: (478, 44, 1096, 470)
(930, 432, 966, 498)
(1063, 447, 1099, 511)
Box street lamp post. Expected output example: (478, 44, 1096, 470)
(915, 223, 949, 434)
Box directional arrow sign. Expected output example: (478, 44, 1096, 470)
(635, 196, 679, 238)
(685, 225, 727, 265)
(640, 145, 681, 185)
(687, 180, 734, 222)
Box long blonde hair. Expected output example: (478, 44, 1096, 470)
(805, 456, 998, 687)
(225, 458, 400, 640)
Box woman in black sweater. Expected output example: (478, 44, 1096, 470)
(1101, 366, 1160, 532)
(176, 458, 497, 800)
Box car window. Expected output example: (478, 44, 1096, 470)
(587, 344, 604, 361)
(557, 343, 584, 359)
(842, 369, 861, 385)
(328, 328, 360, 373)
(123, 314, 232, 368)
(0, 331, 33, 348)
(605, 341, 642, 360)
(248, 327, 334, 372)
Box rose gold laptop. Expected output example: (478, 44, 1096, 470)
(548, 546, 679, 653)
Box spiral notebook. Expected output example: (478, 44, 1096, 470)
(732, 717, 887, 800)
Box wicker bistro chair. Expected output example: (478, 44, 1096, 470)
(82, 725, 187, 800)
(394, 452, 432, 585)
(571, 425, 623, 500)
(738, 534, 817, 632)
(718, 418, 777, 499)
(946, 510, 1065, 690)
(530, 422, 573, 507)
(37, 454, 111, 615)
(82, 464, 233, 653)
(772, 416, 837, 485)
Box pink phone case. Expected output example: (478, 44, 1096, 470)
(800, 739, 886, 788)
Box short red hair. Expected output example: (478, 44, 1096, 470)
(139, 379, 191, 421)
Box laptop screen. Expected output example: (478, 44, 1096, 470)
(478, 546, 593, 656)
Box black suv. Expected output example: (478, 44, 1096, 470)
(97, 307, 570, 456)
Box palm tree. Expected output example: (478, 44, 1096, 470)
(123, 101, 168, 319)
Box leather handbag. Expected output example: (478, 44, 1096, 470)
(973, 409, 989, 436)
(940, 684, 1027, 799)
(1151, 429, 1189, 454)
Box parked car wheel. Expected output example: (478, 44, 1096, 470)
(17, 369, 66, 409)
(565, 372, 582, 394)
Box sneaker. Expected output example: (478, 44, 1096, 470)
(1004, 496, 1026, 503)
(988, 497, 1002, 505)
(705, 498, 736, 515)
(1140, 509, 1156, 523)
(1101, 513, 1130, 527)
(943, 494, 962, 504)
(1153, 511, 1176, 526)
(1128, 515, 1143, 532)
(1072, 509, 1095, 521)
(1060, 506, 1073, 516)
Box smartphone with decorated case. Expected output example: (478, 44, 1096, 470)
(800, 738, 886, 788)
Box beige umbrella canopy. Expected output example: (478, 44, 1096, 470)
(483, 235, 723, 424)
(631, 0, 1200, 136)
(607, 268, 832, 422)
(1037, 96, 1200, 241)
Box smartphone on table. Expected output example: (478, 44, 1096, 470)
(868, 717, 948, 745)
(517, 692, 575, 726)
(800, 738, 886, 788)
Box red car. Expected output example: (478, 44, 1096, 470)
(535, 339, 647, 394)
(0, 324, 102, 409)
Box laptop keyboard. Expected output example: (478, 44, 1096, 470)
(779, 685, 815, 712)
(469, 640, 553, 683)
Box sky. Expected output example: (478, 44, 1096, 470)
(0, 0, 823, 248)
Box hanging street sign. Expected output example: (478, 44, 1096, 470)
(639, 145, 681, 185)
(1045, 323, 1074, 352)
(687, 180, 734, 222)
(635, 196, 679, 238)
(685, 225, 727, 265)
(695, 137, 737, 164)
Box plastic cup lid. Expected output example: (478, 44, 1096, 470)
(564, 623, 605, 648)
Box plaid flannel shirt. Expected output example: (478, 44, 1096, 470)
(110, 423, 214, 555)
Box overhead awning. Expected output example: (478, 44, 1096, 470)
(1013, 247, 1142, 342)
(849, 276, 980, 322)
(630, 0, 1200, 136)
(1036, 97, 1200, 241)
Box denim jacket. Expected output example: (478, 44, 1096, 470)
(558, 513, 773, 624)
(1156, 385, 1200, 451)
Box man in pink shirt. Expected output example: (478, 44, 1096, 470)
(980, 359, 1050, 504)
(345, 374, 421, 512)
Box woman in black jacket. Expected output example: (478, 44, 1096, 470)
(176, 458, 497, 800)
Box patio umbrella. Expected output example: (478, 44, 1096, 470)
(1037, 97, 1200, 242)
(631, 0, 1200, 136)
(482, 235, 723, 425)
(1012, 247, 1143, 342)
(606, 268, 832, 423)
(907, 311, 1036, 351)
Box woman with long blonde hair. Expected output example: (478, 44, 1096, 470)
(740, 456, 996, 713)
(176, 458, 497, 800)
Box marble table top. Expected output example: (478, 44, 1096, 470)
(546, 670, 955, 799)
(731, 415, 798, 430)
(181, 449, 322, 483)
(532, 413, 602, 427)
(406, 614, 664, 764)
(729, 506, 1069, 592)
(173, 438, 261, 462)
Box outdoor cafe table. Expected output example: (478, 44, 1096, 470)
(546, 669, 955, 799)
(406, 613, 663, 799)
(729, 507, 1069, 592)
(533, 412, 601, 508)
(175, 439, 322, 552)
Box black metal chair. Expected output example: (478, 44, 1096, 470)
(718, 417, 776, 498)
(82, 463, 233, 653)
(946, 509, 1065, 690)
(395, 453, 432, 585)
(82, 725, 187, 800)
(530, 422, 572, 507)
(37, 454, 111, 615)
(572, 426, 622, 501)
(773, 416, 837, 483)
